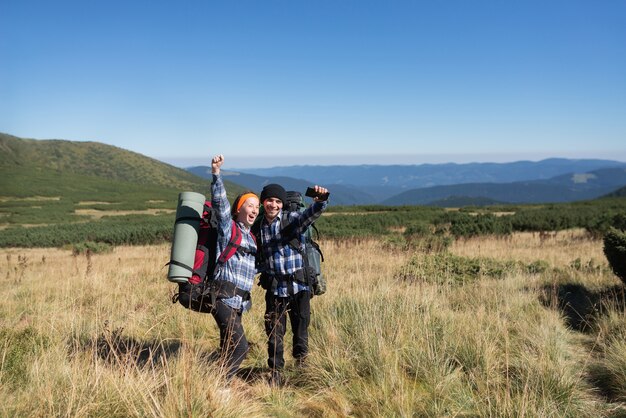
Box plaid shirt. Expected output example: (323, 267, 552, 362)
(212, 174, 257, 311)
(259, 200, 327, 297)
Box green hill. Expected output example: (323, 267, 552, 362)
(0, 133, 245, 244)
(604, 185, 626, 198)
(0, 132, 224, 193)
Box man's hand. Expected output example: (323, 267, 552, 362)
(212, 154, 224, 174)
(313, 185, 329, 202)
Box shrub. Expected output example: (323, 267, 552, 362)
(0, 327, 48, 389)
(604, 228, 626, 284)
(68, 241, 113, 255)
(435, 213, 512, 238)
(525, 260, 550, 274)
(396, 253, 519, 285)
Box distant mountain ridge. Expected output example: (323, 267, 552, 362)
(236, 158, 626, 190)
(187, 166, 375, 205)
(194, 158, 626, 205)
(606, 186, 626, 198)
(4, 132, 623, 207)
(382, 167, 626, 205)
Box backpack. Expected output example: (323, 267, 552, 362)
(254, 191, 326, 296)
(171, 201, 256, 313)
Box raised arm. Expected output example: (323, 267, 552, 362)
(288, 185, 329, 233)
(210, 154, 233, 234)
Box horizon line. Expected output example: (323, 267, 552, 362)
(158, 152, 626, 170)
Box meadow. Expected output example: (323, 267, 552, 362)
(2, 230, 626, 417)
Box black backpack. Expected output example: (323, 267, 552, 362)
(254, 191, 326, 296)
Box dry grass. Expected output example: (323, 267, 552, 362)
(74, 208, 175, 219)
(450, 229, 605, 268)
(1, 232, 625, 416)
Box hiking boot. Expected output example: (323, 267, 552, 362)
(295, 356, 307, 368)
(268, 370, 283, 387)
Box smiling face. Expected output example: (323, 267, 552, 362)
(235, 196, 260, 227)
(263, 197, 283, 222)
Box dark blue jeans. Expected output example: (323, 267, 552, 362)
(211, 300, 248, 379)
(264, 290, 311, 370)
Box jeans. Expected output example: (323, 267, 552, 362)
(211, 300, 248, 379)
(264, 290, 311, 370)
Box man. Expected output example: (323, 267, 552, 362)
(255, 183, 329, 386)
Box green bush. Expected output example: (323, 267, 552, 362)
(396, 253, 520, 285)
(0, 215, 173, 248)
(68, 241, 114, 255)
(604, 228, 626, 284)
(0, 327, 48, 389)
(525, 260, 550, 274)
(435, 212, 512, 238)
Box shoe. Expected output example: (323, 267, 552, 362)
(295, 356, 307, 368)
(268, 369, 283, 387)
(214, 386, 232, 399)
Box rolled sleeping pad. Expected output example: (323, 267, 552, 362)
(167, 191, 206, 283)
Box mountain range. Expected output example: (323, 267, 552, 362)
(188, 159, 626, 206)
(2, 132, 625, 207)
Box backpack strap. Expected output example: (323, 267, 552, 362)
(214, 221, 256, 272)
(278, 212, 314, 292)
(279, 212, 302, 250)
(216, 220, 243, 265)
(191, 225, 213, 283)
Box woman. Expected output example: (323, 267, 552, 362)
(210, 154, 259, 379)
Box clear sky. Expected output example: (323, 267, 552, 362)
(2, 0, 625, 168)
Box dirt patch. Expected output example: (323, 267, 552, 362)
(325, 211, 387, 216)
(0, 196, 61, 202)
(0, 223, 52, 229)
(76, 201, 116, 206)
(467, 211, 516, 217)
(74, 209, 175, 219)
(147, 200, 166, 203)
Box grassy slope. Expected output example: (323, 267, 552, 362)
(0, 133, 245, 226)
(606, 185, 626, 198)
(1, 132, 207, 191)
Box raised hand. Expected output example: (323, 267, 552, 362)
(212, 154, 224, 174)
(313, 185, 329, 202)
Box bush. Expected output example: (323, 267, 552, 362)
(396, 253, 520, 285)
(525, 260, 550, 274)
(68, 241, 113, 255)
(0, 215, 173, 248)
(0, 327, 48, 389)
(435, 212, 513, 238)
(604, 228, 626, 284)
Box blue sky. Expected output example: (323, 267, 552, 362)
(1, 0, 625, 168)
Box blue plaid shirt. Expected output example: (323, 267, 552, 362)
(259, 200, 327, 297)
(212, 174, 257, 311)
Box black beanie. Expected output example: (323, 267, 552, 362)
(260, 184, 286, 204)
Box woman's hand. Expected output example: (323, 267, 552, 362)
(212, 154, 224, 174)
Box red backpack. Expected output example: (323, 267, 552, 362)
(172, 201, 256, 313)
